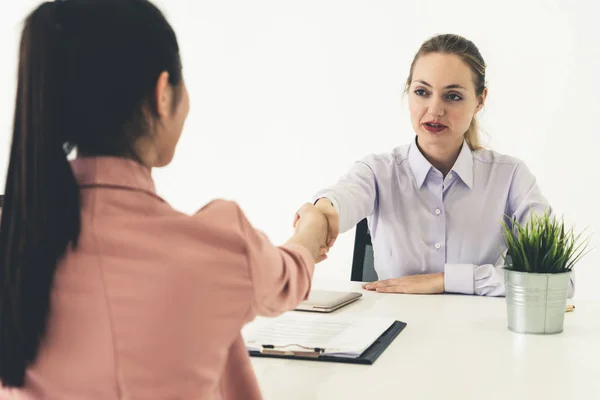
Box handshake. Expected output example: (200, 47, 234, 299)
(290, 198, 340, 263)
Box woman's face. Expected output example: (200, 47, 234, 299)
(408, 52, 485, 153)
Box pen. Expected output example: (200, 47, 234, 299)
(259, 344, 325, 358)
(565, 304, 575, 313)
(261, 344, 325, 352)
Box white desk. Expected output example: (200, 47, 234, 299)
(251, 280, 600, 400)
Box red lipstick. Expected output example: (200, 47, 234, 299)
(423, 121, 447, 133)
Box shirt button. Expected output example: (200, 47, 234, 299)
(435, 242, 441, 249)
(434, 208, 441, 215)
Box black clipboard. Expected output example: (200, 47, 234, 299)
(248, 320, 406, 365)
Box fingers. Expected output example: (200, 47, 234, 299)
(295, 203, 315, 218)
(327, 212, 339, 247)
(375, 286, 407, 293)
(362, 282, 375, 289)
(315, 254, 328, 263)
(293, 203, 333, 260)
(362, 281, 407, 293)
(362, 279, 412, 293)
(309, 246, 328, 263)
(314, 245, 329, 263)
(295, 203, 329, 245)
(315, 199, 339, 247)
(362, 279, 398, 290)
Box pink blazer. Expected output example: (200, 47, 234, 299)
(0, 157, 314, 399)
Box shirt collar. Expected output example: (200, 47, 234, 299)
(70, 156, 160, 197)
(408, 137, 474, 189)
(451, 140, 474, 189)
(408, 138, 433, 188)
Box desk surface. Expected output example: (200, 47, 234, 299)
(251, 280, 600, 400)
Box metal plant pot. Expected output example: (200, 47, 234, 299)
(504, 269, 570, 334)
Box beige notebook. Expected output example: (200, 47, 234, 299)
(295, 290, 362, 313)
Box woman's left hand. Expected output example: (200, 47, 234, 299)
(362, 273, 445, 294)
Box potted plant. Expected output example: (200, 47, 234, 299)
(502, 210, 591, 334)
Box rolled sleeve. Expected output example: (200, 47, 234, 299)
(444, 263, 475, 295)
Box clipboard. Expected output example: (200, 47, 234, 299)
(248, 320, 406, 365)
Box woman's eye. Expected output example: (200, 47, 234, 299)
(446, 93, 463, 101)
(414, 89, 428, 96)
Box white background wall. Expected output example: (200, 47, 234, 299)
(1, 1, 599, 299)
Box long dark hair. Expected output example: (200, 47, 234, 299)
(0, 0, 182, 387)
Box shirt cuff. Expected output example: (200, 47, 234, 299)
(312, 194, 340, 215)
(444, 264, 475, 295)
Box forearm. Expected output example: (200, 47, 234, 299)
(285, 229, 322, 261)
(312, 161, 378, 234)
(234, 202, 315, 317)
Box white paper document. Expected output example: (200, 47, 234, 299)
(242, 312, 395, 358)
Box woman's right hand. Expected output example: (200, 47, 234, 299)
(292, 198, 339, 262)
(288, 203, 329, 262)
(314, 198, 339, 248)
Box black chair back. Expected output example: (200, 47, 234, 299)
(350, 218, 378, 282)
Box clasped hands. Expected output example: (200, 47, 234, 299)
(293, 198, 444, 294)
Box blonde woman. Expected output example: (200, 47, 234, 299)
(307, 34, 574, 297)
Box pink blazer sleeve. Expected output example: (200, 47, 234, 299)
(234, 204, 315, 317)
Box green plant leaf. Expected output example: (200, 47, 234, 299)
(500, 209, 591, 274)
